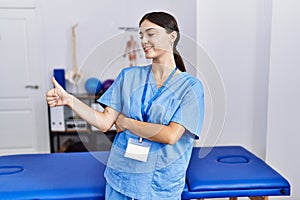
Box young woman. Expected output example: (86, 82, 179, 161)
(47, 11, 204, 200)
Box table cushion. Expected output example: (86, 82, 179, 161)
(182, 146, 290, 199)
(0, 152, 109, 199)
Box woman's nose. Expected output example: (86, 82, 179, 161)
(141, 36, 148, 44)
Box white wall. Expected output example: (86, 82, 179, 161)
(197, 0, 272, 158)
(266, 0, 300, 199)
(37, 0, 197, 93)
(197, 0, 297, 198)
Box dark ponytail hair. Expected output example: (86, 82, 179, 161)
(139, 12, 186, 72)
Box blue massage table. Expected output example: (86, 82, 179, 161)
(182, 146, 290, 200)
(0, 146, 290, 200)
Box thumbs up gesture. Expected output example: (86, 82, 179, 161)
(46, 77, 71, 107)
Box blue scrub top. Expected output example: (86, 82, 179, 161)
(97, 65, 204, 199)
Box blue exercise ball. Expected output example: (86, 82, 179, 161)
(84, 78, 102, 95)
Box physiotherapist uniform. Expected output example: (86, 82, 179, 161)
(97, 65, 204, 200)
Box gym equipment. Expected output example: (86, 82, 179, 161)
(102, 79, 114, 92)
(84, 77, 102, 95)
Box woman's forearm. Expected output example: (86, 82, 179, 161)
(120, 116, 185, 145)
(67, 95, 118, 132)
(46, 77, 118, 132)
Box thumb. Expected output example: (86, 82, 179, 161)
(52, 77, 62, 88)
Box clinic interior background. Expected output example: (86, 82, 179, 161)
(3, 0, 299, 199)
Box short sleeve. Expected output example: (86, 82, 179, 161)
(97, 69, 125, 113)
(171, 79, 204, 139)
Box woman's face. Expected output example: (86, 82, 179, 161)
(139, 19, 174, 60)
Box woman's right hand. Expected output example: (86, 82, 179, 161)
(46, 77, 71, 107)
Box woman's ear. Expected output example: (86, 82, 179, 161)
(169, 31, 178, 43)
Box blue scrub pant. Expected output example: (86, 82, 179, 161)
(105, 183, 134, 200)
(105, 182, 181, 200)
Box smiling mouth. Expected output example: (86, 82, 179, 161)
(143, 46, 153, 52)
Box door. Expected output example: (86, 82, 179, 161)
(0, 7, 49, 155)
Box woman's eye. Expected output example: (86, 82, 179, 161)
(139, 32, 155, 40)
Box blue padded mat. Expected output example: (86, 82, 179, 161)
(0, 146, 290, 199)
(182, 146, 290, 199)
(0, 152, 109, 199)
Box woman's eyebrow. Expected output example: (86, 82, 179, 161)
(139, 28, 157, 35)
(145, 28, 156, 32)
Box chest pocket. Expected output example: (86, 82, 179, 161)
(129, 92, 182, 124)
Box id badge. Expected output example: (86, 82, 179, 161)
(124, 138, 151, 162)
